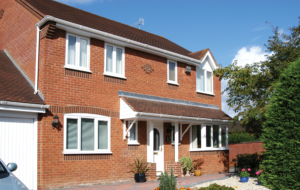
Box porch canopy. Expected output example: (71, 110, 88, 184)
(119, 91, 231, 162)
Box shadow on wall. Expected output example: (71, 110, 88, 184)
(219, 150, 229, 173)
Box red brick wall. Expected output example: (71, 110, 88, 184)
(228, 141, 265, 167)
(0, 0, 40, 85)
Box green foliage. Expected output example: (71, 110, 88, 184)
(232, 153, 263, 176)
(240, 169, 251, 177)
(127, 157, 151, 174)
(214, 19, 300, 136)
(198, 183, 234, 190)
(260, 58, 300, 190)
(158, 168, 177, 190)
(224, 132, 259, 144)
(179, 157, 194, 174)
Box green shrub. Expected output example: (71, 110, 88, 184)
(260, 58, 300, 189)
(232, 153, 263, 177)
(223, 131, 259, 144)
(179, 157, 193, 174)
(158, 168, 177, 190)
(198, 183, 234, 190)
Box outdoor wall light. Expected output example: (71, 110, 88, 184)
(52, 114, 59, 129)
(167, 124, 173, 133)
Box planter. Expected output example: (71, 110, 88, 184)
(134, 173, 145, 183)
(194, 170, 201, 176)
(240, 177, 249, 183)
(258, 181, 263, 185)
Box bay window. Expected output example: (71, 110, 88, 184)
(167, 60, 178, 85)
(190, 124, 228, 151)
(64, 113, 111, 154)
(65, 33, 90, 72)
(196, 68, 213, 94)
(104, 43, 125, 78)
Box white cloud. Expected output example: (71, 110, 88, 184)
(222, 46, 273, 118)
(252, 36, 260, 41)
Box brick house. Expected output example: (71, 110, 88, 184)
(0, 0, 231, 189)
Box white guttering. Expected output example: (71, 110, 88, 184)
(35, 16, 202, 66)
(137, 112, 230, 123)
(0, 101, 50, 109)
(34, 26, 40, 94)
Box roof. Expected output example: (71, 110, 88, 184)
(122, 97, 231, 120)
(20, 0, 216, 62)
(0, 50, 45, 104)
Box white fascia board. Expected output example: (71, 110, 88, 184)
(0, 101, 49, 113)
(201, 51, 218, 70)
(36, 16, 202, 66)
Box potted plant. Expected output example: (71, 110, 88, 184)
(193, 158, 204, 176)
(240, 168, 251, 182)
(179, 157, 193, 176)
(256, 170, 263, 185)
(128, 157, 151, 183)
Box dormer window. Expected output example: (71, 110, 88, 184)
(104, 43, 125, 78)
(196, 58, 213, 95)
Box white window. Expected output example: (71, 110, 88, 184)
(63, 113, 111, 154)
(197, 68, 213, 94)
(190, 124, 228, 151)
(167, 60, 178, 85)
(65, 33, 90, 72)
(104, 43, 125, 78)
(128, 121, 139, 145)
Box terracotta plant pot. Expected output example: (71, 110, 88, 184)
(194, 170, 201, 176)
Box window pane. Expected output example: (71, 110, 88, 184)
(206, 126, 211, 147)
(169, 61, 176, 81)
(116, 48, 123, 74)
(206, 71, 212, 92)
(68, 35, 76, 66)
(81, 119, 94, 150)
(106, 45, 113, 72)
(79, 38, 87, 68)
(67, 119, 78, 149)
(213, 125, 219, 148)
(197, 69, 205, 91)
(129, 123, 136, 141)
(221, 126, 226, 147)
(154, 128, 160, 151)
(98, 121, 108, 149)
(192, 125, 201, 149)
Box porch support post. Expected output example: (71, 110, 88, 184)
(175, 122, 179, 162)
(123, 120, 127, 140)
(147, 120, 154, 163)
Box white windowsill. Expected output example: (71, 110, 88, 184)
(189, 147, 228, 152)
(63, 151, 113, 154)
(103, 73, 127, 79)
(64, 65, 92, 73)
(171, 143, 181, 146)
(196, 91, 215, 96)
(127, 142, 140, 145)
(167, 81, 179, 86)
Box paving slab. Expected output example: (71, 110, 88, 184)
(57, 173, 235, 190)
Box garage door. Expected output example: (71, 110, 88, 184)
(0, 115, 37, 190)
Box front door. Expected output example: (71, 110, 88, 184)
(153, 123, 164, 176)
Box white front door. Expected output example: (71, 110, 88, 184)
(153, 123, 164, 176)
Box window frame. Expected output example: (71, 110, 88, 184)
(104, 42, 126, 79)
(128, 120, 139, 145)
(167, 60, 178, 85)
(190, 124, 228, 151)
(196, 68, 214, 95)
(63, 113, 112, 154)
(65, 33, 91, 72)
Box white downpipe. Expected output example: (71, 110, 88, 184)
(34, 26, 40, 94)
(35, 16, 206, 67)
(147, 121, 154, 163)
(175, 122, 179, 162)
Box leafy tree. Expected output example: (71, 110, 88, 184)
(260, 58, 300, 189)
(214, 18, 300, 136)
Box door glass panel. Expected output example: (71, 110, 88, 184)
(154, 128, 160, 151)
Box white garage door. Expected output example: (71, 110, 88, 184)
(0, 113, 37, 190)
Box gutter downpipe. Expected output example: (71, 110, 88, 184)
(34, 26, 40, 94)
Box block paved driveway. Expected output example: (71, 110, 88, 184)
(58, 173, 234, 190)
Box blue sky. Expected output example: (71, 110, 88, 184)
(56, 0, 299, 117)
